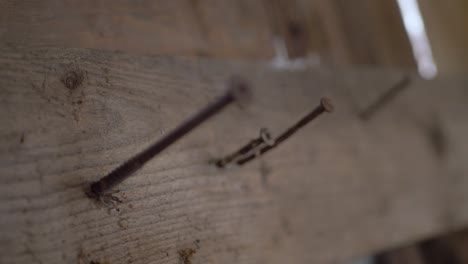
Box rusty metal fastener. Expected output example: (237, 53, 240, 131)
(236, 97, 334, 165)
(359, 75, 411, 120)
(215, 128, 274, 168)
(88, 78, 251, 198)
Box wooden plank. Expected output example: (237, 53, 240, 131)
(263, 0, 328, 59)
(189, 0, 274, 58)
(417, 0, 468, 74)
(1, 46, 468, 264)
(314, 0, 417, 68)
(0, 0, 274, 59)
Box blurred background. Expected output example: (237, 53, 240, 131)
(3, 0, 468, 77)
(1, 0, 468, 263)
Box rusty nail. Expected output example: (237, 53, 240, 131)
(88, 78, 251, 198)
(236, 97, 333, 165)
(215, 128, 274, 168)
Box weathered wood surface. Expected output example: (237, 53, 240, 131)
(1, 46, 468, 264)
(0, 0, 274, 59)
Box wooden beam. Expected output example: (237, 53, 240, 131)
(0, 0, 274, 59)
(417, 0, 468, 74)
(263, 0, 328, 59)
(1, 46, 468, 263)
(314, 0, 417, 68)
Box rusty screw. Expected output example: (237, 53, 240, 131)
(215, 128, 274, 168)
(89, 78, 250, 198)
(236, 97, 334, 165)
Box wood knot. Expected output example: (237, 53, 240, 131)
(61, 70, 84, 90)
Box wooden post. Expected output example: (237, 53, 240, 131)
(314, 0, 417, 68)
(417, 0, 468, 74)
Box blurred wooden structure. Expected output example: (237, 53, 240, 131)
(3, 0, 467, 74)
(417, 0, 468, 74)
(0, 0, 417, 68)
(1, 0, 468, 263)
(0, 0, 275, 59)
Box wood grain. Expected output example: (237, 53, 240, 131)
(264, 0, 328, 59)
(0, 0, 274, 59)
(314, 0, 416, 68)
(1, 46, 468, 264)
(418, 0, 468, 74)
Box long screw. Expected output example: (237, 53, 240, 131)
(89, 78, 250, 198)
(235, 97, 333, 165)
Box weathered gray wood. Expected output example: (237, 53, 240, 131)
(1, 46, 468, 264)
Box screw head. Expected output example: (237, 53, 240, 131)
(260, 128, 275, 146)
(320, 97, 334, 113)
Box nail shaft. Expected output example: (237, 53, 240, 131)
(215, 128, 272, 168)
(236, 97, 333, 165)
(90, 80, 250, 197)
(360, 75, 410, 120)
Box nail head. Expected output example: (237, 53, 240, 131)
(320, 97, 334, 113)
(260, 128, 275, 146)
